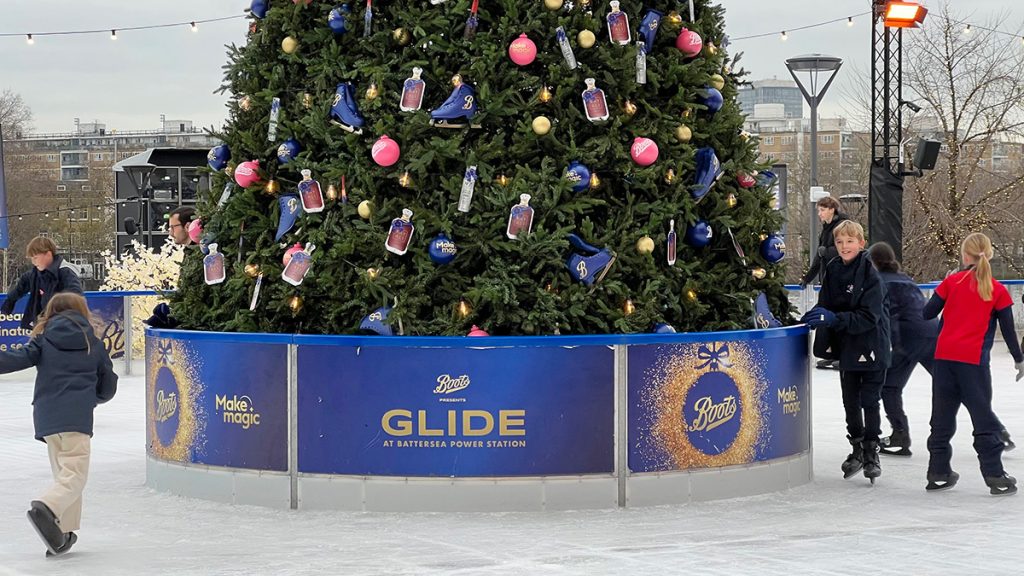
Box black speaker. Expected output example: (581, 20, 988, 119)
(913, 138, 941, 170)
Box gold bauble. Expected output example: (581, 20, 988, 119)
(239, 95, 252, 111)
(751, 268, 767, 280)
(302, 93, 313, 108)
(589, 172, 601, 189)
(265, 179, 280, 195)
(532, 115, 551, 135)
(664, 169, 676, 184)
(244, 263, 261, 278)
(709, 73, 725, 90)
(623, 299, 636, 315)
(675, 124, 693, 143)
(366, 267, 381, 279)
(686, 289, 698, 302)
(636, 236, 655, 254)
(281, 36, 299, 54)
(326, 184, 338, 201)
(358, 200, 373, 219)
(398, 171, 413, 188)
(392, 27, 412, 46)
(727, 192, 737, 208)
(578, 30, 596, 49)
(706, 42, 718, 55)
(365, 83, 379, 100)
(288, 295, 303, 313)
(665, 11, 684, 29)
(623, 100, 638, 116)
(538, 86, 553, 103)
(496, 174, 511, 187)
(544, 0, 563, 10)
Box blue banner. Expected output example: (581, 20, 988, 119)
(628, 336, 809, 472)
(0, 293, 124, 359)
(0, 131, 9, 249)
(298, 345, 615, 477)
(146, 335, 288, 471)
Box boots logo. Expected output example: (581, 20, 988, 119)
(688, 395, 737, 432)
(155, 390, 178, 423)
(682, 370, 743, 456)
(434, 374, 470, 396)
(215, 394, 262, 430)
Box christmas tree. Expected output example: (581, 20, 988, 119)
(171, 0, 791, 336)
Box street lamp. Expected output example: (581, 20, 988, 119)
(786, 54, 843, 283)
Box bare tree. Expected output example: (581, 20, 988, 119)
(0, 89, 33, 139)
(902, 6, 1024, 280)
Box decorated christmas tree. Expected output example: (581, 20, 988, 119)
(171, 0, 791, 336)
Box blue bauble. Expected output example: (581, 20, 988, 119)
(207, 144, 230, 171)
(276, 138, 302, 164)
(760, 234, 786, 264)
(328, 5, 351, 35)
(699, 87, 723, 113)
(653, 323, 677, 334)
(565, 161, 591, 193)
(250, 0, 268, 19)
(684, 220, 713, 248)
(428, 233, 458, 264)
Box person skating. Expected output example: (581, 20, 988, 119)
(801, 196, 849, 370)
(801, 221, 891, 484)
(922, 233, 1024, 495)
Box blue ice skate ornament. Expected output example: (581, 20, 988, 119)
(328, 5, 351, 35)
(251, 0, 268, 19)
(756, 170, 778, 188)
(565, 161, 591, 193)
(684, 219, 713, 248)
(565, 234, 617, 286)
(638, 9, 664, 53)
(207, 144, 230, 171)
(691, 147, 722, 201)
(275, 195, 302, 241)
(430, 75, 480, 128)
(359, 303, 403, 336)
(330, 82, 365, 134)
(698, 87, 724, 113)
(752, 292, 782, 329)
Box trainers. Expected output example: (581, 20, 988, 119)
(46, 532, 76, 557)
(984, 473, 1018, 496)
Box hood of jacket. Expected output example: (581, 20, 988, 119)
(42, 311, 92, 352)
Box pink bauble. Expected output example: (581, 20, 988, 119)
(508, 33, 537, 66)
(737, 172, 757, 188)
(676, 27, 703, 57)
(234, 160, 262, 188)
(631, 137, 659, 166)
(371, 135, 401, 167)
(467, 325, 490, 337)
(283, 242, 304, 266)
(187, 219, 203, 244)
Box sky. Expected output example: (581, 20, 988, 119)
(0, 0, 1020, 134)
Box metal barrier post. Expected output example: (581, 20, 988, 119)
(288, 342, 299, 510)
(614, 344, 628, 508)
(123, 295, 133, 375)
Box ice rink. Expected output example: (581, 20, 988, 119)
(2, 348, 1022, 575)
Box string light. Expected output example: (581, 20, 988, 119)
(780, 30, 788, 41)
(0, 14, 244, 40)
(964, 24, 972, 35)
(847, 17, 854, 27)
(190, 21, 198, 33)
(25, 34, 33, 45)
(110, 29, 117, 40)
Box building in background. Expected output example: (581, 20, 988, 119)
(4, 117, 219, 288)
(737, 78, 803, 120)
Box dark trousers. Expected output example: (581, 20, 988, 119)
(882, 355, 933, 432)
(927, 360, 1005, 478)
(840, 370, 885, 442)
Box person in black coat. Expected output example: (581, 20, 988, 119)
(800, 196, 850, 287)
(1, 236, 83, 330)
(0, 292, 117, 556)
(801, 221, 891, 483)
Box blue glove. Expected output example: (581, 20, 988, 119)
(800, 307, 837, 328)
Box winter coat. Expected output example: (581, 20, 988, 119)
(879, 270, 938, 364)
(802, 212, 851, 284)
(0, 311, 117, 441)
(814, 251, 892, 371)
(1, 255, 83, 330)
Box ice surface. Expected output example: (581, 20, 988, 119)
(1, 348, 1023, 575)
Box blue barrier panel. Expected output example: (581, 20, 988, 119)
(0, 293, 125, 359)
(297, 344, 615, 477)
(628, 327, 809, 472)
(145, 333, 288, 471)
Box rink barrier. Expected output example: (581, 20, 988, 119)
(143, 325, 812, 511)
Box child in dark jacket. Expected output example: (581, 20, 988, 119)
(801, 221, 891, 483)
(0, 293, 117, 556)
(922, 232, 1023, 495)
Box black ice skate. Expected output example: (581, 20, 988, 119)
(984, 473, 1018, 496)
(862, 439, 881, 484)
(925, 471, 959, 492)
(1002, 429, 1016, 452)
(46, 532, 76, 558)
(880, 428, 912, 457)
(26, 500, 67, 555)
(842, 435, 864, 479)
(430, 75, 480, 129)
(329, 82, 365, 134)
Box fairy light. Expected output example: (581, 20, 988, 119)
(110, 29, 117, 40)
(26, 34, 33, 45)
(847, 17, 854, 27)
(964, 24, 972, 35)
(780, 30, 788, 41)
(190, 21, 198, 33)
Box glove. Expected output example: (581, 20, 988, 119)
(0, 300, 13, 315)
(800, 307, 837, 328)
(1016, 361, 1024, 383)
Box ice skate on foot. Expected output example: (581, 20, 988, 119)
(925, 471, 959, 492)
(880, 429, 912, 457)
(984, 473, 1017, 496)
(46, 532, 76, 557)
(26, 501, 66, 555)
